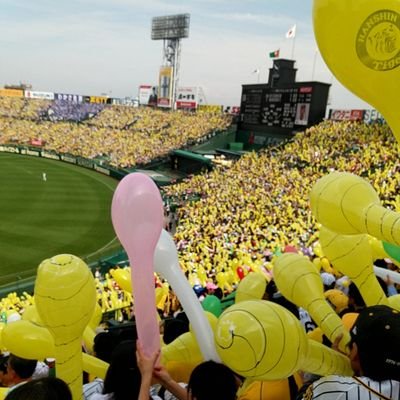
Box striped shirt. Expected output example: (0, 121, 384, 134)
(301, 375, 400, 400)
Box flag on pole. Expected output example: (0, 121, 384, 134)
(286, 24, 296, 39)
(269, 49, 280, 58)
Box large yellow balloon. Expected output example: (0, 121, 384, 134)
(319, 227, 389, 307)
(35, 254, 97, 400)
(369, 236, 388, 260)
(310, 172, 400, 246)
(2, 320, 55, 360)
(0, 318, 109, 380)
(215, 300, 352, 380)
(82, 353, 108, 380)
(164, 360, 196, 384)
(273, 253, 350, 352)
(235, 272, 267, 303)
(161, 331, 203, 366)
(22, 305, 43, 324)
(88, 303, 103, 331)
(313, 0, 400, 141)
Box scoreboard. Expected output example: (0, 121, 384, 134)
(238, 82, 330, 136)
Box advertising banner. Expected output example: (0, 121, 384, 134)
(329, 109, 364, 121)
(25, 91, 54, 100)
(30, 139, 44, 146)
(0, 89, 23, 97)
(175, 87, 198, 110)
(158, 66, 173, 108)
(138, 85, 153, 106)
(198, 105, 223, 114)
(89, 96, 108, 104)
(54, 93, 84, 103)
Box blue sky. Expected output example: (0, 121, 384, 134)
(0, 0, 370, 108)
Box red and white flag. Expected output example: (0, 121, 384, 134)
(286, 24, 296, 39)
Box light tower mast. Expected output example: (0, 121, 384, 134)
(151, 14, 190, 110)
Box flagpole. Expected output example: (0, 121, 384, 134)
(311, 49, 318, 80)
(291, 33, 296, 60)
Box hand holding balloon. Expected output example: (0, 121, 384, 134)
(112, 173, 163, 357)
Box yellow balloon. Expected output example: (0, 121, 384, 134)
(320, 257, 333, 274)
(2, 320, 55, 359)
(83, 326, 96, 354)
(82, 353, 109, 380)
(215, 300, 306, 379)
(273, 253, 350, 352)
(164, 360, 196, 384)
(319, 227, 389, 307)
(155, 287, 167, 310)
(369, 236, 388, 260)
(388, 294, 400, 311)
(310, 172, 400, 245)
(22, 305, 43, 324)
(110, 268, 132, 292)
(303, 338, 352, 377)
(215, 300, 352, 380)
(313, 0, 400, 141)
(238, 374, 303, 400)
(161, 331, 203, 366)
(35, 254, 97, 400)
(307, 327, 324, 344)
(313, 257, 322, 272)
(88, 303, 103, 331)
(235, 272, 267, 303)
(0, 387, 7, 400)
(313, 243, 324, 258)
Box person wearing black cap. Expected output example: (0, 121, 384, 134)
(299, 305, 400, 399)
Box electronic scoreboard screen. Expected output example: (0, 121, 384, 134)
(261, 86, 312, 128)
(239, 82, 329, 135)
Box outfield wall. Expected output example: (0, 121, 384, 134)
(0, 144, 128, 180)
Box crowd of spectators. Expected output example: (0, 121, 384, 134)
(0, 97, 232, 168)
(0, 106, 399, 398)
(40, 100, 105, 123)
(163, 121, 400, 288)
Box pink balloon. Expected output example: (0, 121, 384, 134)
(111, 173, 163, 356)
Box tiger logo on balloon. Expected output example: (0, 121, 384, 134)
(356, 9, 400, 71)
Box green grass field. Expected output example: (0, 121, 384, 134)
(0, 153, 120, 285)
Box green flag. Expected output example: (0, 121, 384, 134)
(269, 49, 280, 58)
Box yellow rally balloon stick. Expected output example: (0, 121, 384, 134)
(161, 331, 203, 366)
(215, 300, 352, 380)
(319, 227, 389, 307)
(313, 0, 400, 141)
(35, 255, 97, 400)
(1, 319, 108, 380)
(310, 172, 400, 246)
(235, 272, 267, 303)
(273, 253, 350, 352)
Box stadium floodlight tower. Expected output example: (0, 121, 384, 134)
(151, 13, 190, 109)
